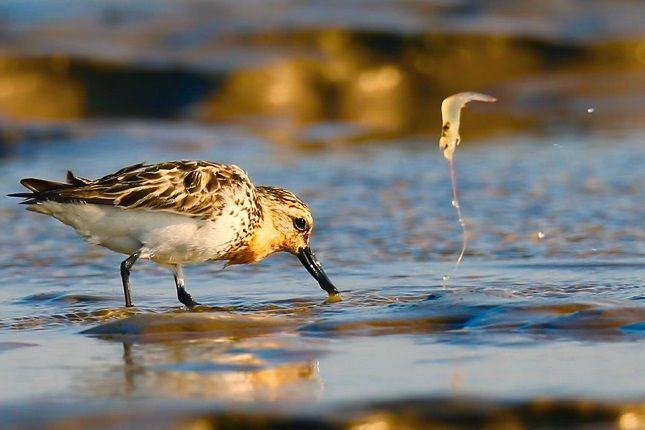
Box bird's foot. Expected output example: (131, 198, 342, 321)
(177, 288, 200, 309)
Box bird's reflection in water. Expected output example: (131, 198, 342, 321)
(85, 336, 323, 403)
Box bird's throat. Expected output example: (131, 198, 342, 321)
(226, 213, 284, 265)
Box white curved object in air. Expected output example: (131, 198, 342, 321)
(440, 92, 496, 161)
(439, 92, 496, 280)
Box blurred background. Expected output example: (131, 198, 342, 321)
(0, 1, 644, 429)
(1, 0, 644, 145)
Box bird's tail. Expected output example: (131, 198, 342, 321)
(8, 169, 94, 203)
(7, 178, 68, 204)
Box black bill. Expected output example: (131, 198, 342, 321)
(297, 246, 339, 296)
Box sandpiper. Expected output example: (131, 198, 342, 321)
(9, 160, 339, 308)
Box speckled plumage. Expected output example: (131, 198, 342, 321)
(31, 161, 260, 221)
(9, 160, 338, 307)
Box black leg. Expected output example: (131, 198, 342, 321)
(120, 252, 140, 307)
(171, 265, 199, 308)
(177, 288, 198, 308)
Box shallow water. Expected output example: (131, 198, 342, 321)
(1, 1, 644, 429)
(1, 123, 643, 428)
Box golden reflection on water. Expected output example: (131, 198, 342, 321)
(84, 336, 322, 403)
(148, 360, 319, 402)
(76, 312, 324, 402)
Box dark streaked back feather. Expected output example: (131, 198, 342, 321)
(9, 161, 259, 220)
(66, 171, 93, 186)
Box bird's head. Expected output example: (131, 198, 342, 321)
(251, 186, 339, 297)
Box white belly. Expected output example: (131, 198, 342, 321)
(32, 202, 246, 264)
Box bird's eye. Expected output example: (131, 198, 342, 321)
(293, 217, 308, 231)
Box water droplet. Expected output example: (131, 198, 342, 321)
(587, 107, 595, 113)
(537, 231, 545, 239)
(442, 275, 450, 281)
(451, 200, 459, 208)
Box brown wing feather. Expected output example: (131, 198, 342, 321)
(47, 161, 257, 220)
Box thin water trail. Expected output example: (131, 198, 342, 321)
(443, 157, 467, 281)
